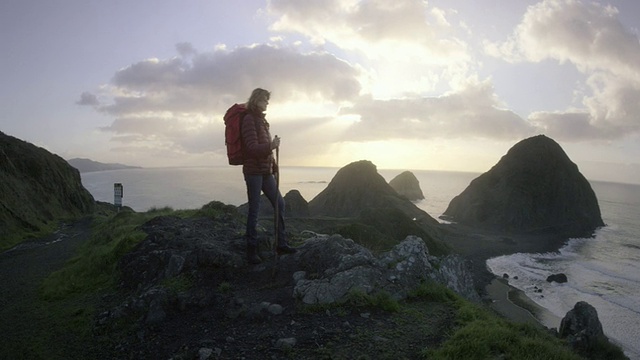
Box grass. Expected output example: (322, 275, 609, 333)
(41, 201, 239, 300)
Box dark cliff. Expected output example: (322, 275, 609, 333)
(0, 131, 95, 248)
(442, 135, 604, 237)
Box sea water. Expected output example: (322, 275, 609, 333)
(81, 166, 639, 359)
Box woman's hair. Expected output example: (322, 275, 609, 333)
(246, 88, 271, 113)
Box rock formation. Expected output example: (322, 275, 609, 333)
(559, 301, 606, 352)
(237, 190, 309, 218)
(0, 131, 95, 247)
(307, 160, 445, 253)
(110, 208, 478, 330)
(308, 160, 437, 224)
(442, 135, 604, 237)
(389, 171, 425, 201)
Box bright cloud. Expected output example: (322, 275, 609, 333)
(486, 0, 640, 141)
(342, 80, 535, 141)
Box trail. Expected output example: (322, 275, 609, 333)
(0, 218, 92, 358)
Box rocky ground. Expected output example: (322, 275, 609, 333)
(94, 255, 457, 359)
(0, 209, 621, 360)
(0, 216, 459, 360)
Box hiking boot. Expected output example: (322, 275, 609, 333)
(247, 245, 262, 264)
(276, 245, 297, 255)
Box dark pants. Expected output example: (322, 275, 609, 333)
(244, 173, 286, 247)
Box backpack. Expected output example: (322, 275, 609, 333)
(224, 103, 247, 165)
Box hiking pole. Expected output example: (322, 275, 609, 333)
(272, 144, 280, 280)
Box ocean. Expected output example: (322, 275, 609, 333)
(81, 166, 640, 359)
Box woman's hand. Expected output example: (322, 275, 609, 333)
(271, 135, 280, 150)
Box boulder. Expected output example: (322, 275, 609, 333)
(442, 135, 604, 237)
(559, 301, 606, 351)
(292, 234, 479, 304)
(546, 273, 568, 283)
(389, 171, 425, 201)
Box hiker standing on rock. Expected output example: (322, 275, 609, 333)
(241, 88, 296, 264)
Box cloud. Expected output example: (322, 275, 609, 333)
(86, 43, 361, 159)
(268, 0, 473, 95)
(98, 43, 361, 117)
(486, 0, 640, 141)
(341, 80, 535, 141)
(76, 91, 99, 106)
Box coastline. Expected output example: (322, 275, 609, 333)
(486, 277, 561, 329)
(439, 223, 569, 329)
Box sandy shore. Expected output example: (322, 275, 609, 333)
(439, 223, 568, 328)
(486, 278, 562, 328)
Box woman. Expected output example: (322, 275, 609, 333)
(241, 88, 296, 264)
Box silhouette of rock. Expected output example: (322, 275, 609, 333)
(442, 135, 604, 237)
(547, 273, 568, 283)
(237, 190, 309, 218)
(0, 131, 95, 246)
(389, 171, 425, 201)
(309, 160, 436, 224)
(284, 190, 310, 218)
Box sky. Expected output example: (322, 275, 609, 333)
(1, 0, 640, 184)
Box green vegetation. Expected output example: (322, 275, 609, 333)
(326, 207, 449, 256)
(41, 201, 238, 300)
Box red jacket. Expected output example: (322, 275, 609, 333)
(241, 111, 274, 175)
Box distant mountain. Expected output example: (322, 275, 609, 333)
(67, 158, 141, 173)
(0, 132, 95, 250)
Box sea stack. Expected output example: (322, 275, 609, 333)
(308, 160, 438, 225)
(442, 135, 604, 238)
(389, 171, 425, 201)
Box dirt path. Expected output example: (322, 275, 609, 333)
(0, 218, 92, 358)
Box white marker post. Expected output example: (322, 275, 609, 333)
(114, 183, 123, 210)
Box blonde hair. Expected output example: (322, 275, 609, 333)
(246, 88, 271, 113)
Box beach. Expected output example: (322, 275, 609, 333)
(440, 222, 571, 329)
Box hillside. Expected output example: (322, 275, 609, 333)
(67, 157, 141, 173)
(0, 131, 95, 250)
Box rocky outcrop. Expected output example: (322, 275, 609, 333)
(0, 131, 95, 247)
(307, 160, 444, 254)
(389, 171, 425, 201)
(547, 273, 568, 283)
(442, 135, 604, 237)
(107, 210, 478, 333)
(237, 190, 309, 218)
(284, 190, 310, 218)
(309, 161, 435, 222)
(559, 302, 606, 352)
(293, 234, 479, 304)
